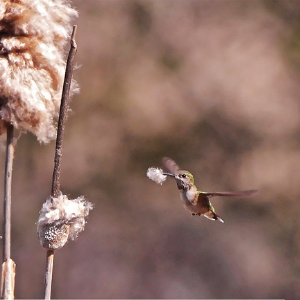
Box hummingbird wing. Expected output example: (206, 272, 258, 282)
(202, 189, 258, 198)
(193, 193, 223, 221)
(194, 192, 211, 207)
(162, 157, 180, 174)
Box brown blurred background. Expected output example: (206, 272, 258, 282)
(1, 0, 300, 298)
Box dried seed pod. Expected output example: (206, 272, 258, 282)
(37, 194, 93, 250)
(38, 222, 71, 250)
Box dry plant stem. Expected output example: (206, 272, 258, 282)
(44, 25, 78, 300)
(1, 259, 15, 300)
(51, 25, 78, 199)
(44, 250, 54, 300)
(1, 123, 15, 299)
(3, 124, 14, 261)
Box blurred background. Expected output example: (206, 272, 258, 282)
(1, 0, 300, 298)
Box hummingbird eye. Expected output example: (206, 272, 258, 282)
(181, 174, 186, 178)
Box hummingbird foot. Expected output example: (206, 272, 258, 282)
(191, 213, 201, 216)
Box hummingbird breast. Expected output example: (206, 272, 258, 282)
(179, 187, 201, 214)
(179, 192, 199, 214)
(179, 187, 212, 216)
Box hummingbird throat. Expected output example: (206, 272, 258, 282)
(176, 180, 187, 191)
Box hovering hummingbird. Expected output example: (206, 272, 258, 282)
(162, 157, 257, 223)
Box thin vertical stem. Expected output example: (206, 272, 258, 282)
(44, 25, 78, 300)
(3, 124, 14, 261)
(1, 123, 15, 299)
(44, 250, 54, 300)
(51, 25, 78, 199)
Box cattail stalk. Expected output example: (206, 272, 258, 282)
(44, 25, 78, 300)
(3, 124, 13, 263)
(44, 250, 54, 300)
(1, 123, 16, 299)
(52, 25, 78, 199)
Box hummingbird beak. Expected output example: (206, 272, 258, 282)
(163, 172, 175, 178)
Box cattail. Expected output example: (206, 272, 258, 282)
(0, 0, 78, 143)
(37, 194, 93, 250)
(147, 167, 168, 185)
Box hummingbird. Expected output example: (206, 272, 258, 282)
(162, 157, 257, 223)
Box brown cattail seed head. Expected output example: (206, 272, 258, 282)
(0, 0, 78, 143)
(37, 194, 93, 250)
(39, 222, 71, 250)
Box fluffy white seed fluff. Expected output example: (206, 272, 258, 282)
(147, 167, 167, 185)
(37, 194, 93, 249)
(0, 0, 78, 143)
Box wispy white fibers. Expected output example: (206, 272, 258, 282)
(147, 167, 167, 185)
(37, 194, 93, 250)
(0, 0, 78, 143)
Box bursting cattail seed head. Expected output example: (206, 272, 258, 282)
(0, 0, 78, 143)
(37, 194, 93, 250)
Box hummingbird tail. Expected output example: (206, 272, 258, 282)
(204, 211, 224, 223)
(216, 215, 225, 223)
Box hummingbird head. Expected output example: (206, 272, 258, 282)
(162, 158, 195, 191)
(174, 170, 194, 191)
